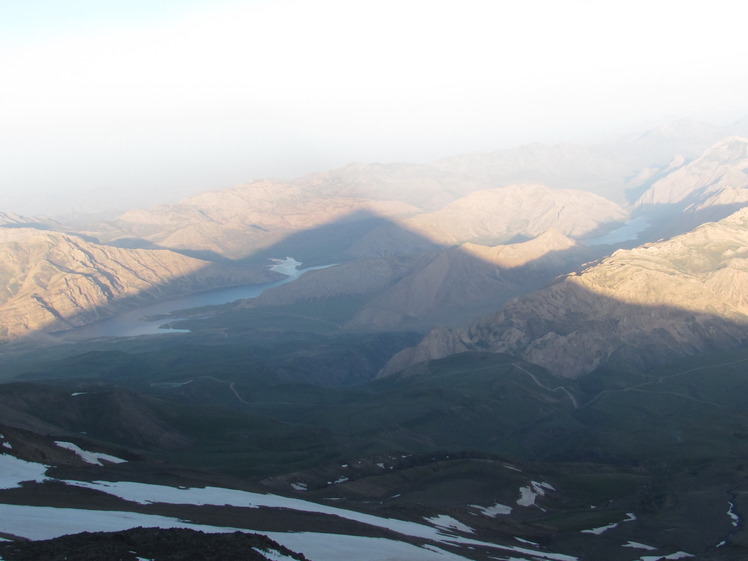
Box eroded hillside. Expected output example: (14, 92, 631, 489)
(383, 207, 748, 378)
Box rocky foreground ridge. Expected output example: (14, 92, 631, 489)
(382, 207, 748, 378)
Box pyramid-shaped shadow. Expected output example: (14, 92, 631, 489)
(2, 203, 747, 385)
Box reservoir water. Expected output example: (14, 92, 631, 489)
(586, 216, 651, 246)
(70, 258, 321, 339)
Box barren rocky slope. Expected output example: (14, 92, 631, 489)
(634, 136, 748, 235)
(382, 207, 748, 378)
(0, 228, 268, 339)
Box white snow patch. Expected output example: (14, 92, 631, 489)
(728, 501, 740, 527)
(265, 532, 472, 561)
(0, 453, 49, 489)
(376, 462, 385, 469)
(516, 486, 537, 507)
(623, 541, 657, 550)
(424, 515, 474, 535)
(582, 512, 637, 535)
(2, 442, 12, 450)
(290, 482, 307, 491)
(54, 441, 127, 466)
(253, 548, 298, 561)
(504, 464, 522, 472)
(0, 505, 477, 561)
(0, 504, 245, 541)
(54, 479, 579, 560)
(516, 481, 553, 507)
(515, 537, 540, 546)
(581, 522, 617, 535)
(61, 479, 488, 544)
(332, 476, 348, 484)
(638, 553, 693, 561)
(486, 543, 578, 561)
(71, 392, 88, 397)
(470, 503, 512, 516)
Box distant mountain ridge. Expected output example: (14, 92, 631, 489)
(404, 184, 626, 246)
(3, 120, 748, 341)
(93, 182, 419, 260)
(79, 118, 745, 261)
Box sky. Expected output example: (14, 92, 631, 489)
(1, 0, 747, 216)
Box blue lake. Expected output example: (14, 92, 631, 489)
(70, 260, 326, 339)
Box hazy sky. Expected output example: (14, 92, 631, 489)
(1, 0, 746, 216)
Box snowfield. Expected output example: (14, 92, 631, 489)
(0, 502, 474, 561)
(0, 453, 49, 489)
(54, 441, 127, 466)
(0, 503, 243, 540)
(0, 452, 580, 561)
(516, 481, 555, 507)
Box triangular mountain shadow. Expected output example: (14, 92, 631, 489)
(3, 201, 748, 389)
(0, 207, 569, 342)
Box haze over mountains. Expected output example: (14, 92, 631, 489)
(1, 119, 743, 341)
(2, 118, 748, 560)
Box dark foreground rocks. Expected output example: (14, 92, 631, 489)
(0, 527, 309, 561)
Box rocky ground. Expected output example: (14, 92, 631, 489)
(0, 527, 308, 561)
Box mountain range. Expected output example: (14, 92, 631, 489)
(1, 119, 748, 560)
